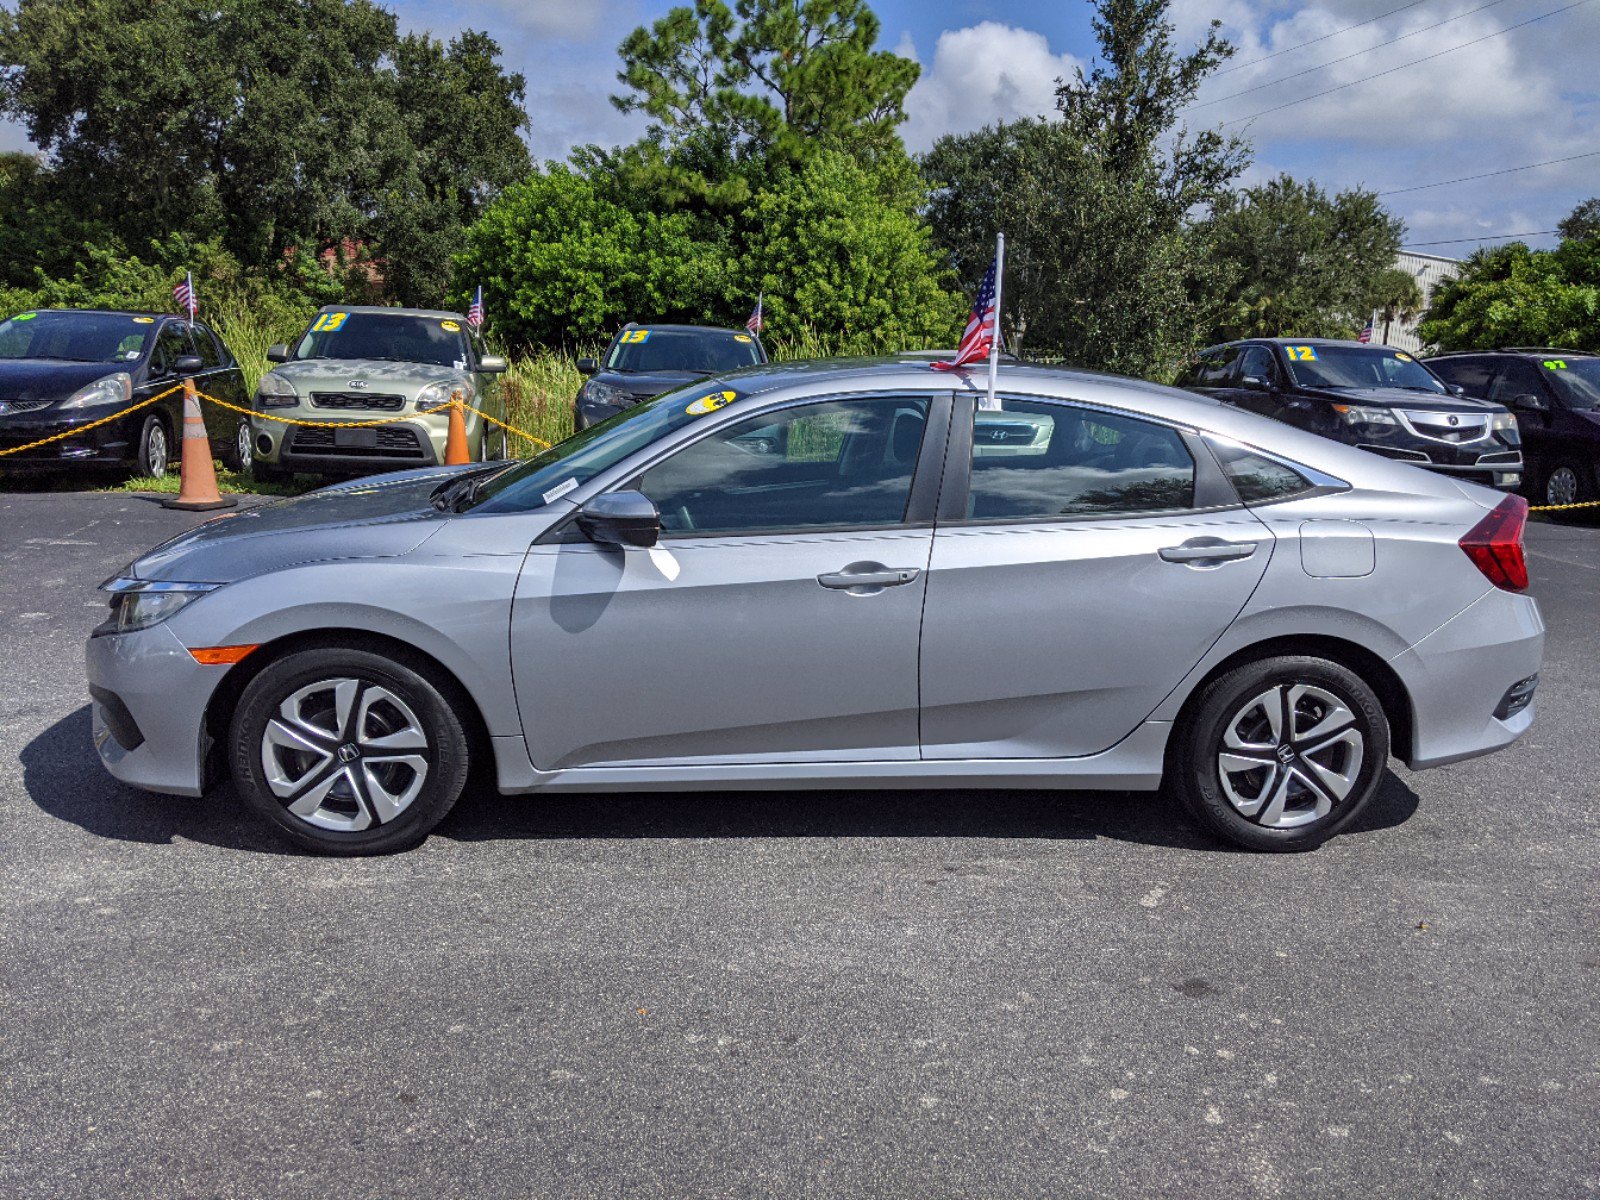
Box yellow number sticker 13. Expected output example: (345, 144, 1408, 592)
(1286, 345, 1318, 361)
(619, 329, 650, 344)
(312, 312, 349, 333)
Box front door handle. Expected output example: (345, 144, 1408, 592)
(1159, 539, 1260, 565)
(817, 563, 922, 592)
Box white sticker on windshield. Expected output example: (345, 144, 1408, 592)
(541, 478, 579, 506)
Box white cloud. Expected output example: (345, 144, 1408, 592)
(900, 23, 1084, 152)
(0, 120, 32, 153)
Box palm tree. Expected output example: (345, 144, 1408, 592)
(1370, 267, 1424, 345)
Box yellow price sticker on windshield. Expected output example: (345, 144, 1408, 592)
(132, 316, 154, 324)
(1286, 345, 1318, 361)
(441, 320, 460, 332)
(312, 312, 349, 333)
(734, 334, 752, 343)
(619, 329, 651, 344)
(15, 312, 36, 321)
(686, 390, 736, 416)
(1394, 352, 1413, 362)
(1544, 359, 1568, 370)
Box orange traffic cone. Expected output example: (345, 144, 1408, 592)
(443, 390, 471, 466)
(162, 377, 237, 511)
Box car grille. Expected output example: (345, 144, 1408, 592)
(1396, 409, 1490, 444)
(0, 399, 53, 415)
(310, 392, 405, 412)
(288, 426, 428, 458)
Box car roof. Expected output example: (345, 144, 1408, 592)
(315, 305, 469, 321)
(13, 307, 189, 321)
(617, 322, 754, 337)
(1429, 347, 1597, 359)
(1205, 337, 1390, 352)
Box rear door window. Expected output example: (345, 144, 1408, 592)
(960, 399, 1196, 520)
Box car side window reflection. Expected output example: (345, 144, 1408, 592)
(637, 397, 931, 535)
(963, 399, 1196, 520)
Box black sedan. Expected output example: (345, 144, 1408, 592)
(0, 309, 252, 477)
(1176, 338, 1524, 491)
(574, 323, 766, 430)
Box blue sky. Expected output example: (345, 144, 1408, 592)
(6, 1, 1596, 254)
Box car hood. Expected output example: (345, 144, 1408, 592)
(268, 358, 472, 396)
(595, 369, 708, 400)
(127, 463, 488, 584)
(1300, 385, 1506, 414)
(0, 358, 126, 404)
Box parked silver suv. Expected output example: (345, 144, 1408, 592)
(248, 306, 509, 482)
(88, 359, 1542, 856)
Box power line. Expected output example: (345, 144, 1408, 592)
(1221, 0, 1594, 128)
(1404, 230, 1559, 246)
(1194, 0, 1515, 110)
(1210, 1, 1429, 78)
(1378, 150, 1600, 196)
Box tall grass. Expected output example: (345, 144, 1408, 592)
(499, 351, 586, 450)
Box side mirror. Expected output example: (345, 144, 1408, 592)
(575, 490, 660, 549)
(1449, 384, 1467, 397)
(174, 355, 204, 375)
(477, 354, 508, 374)
(266, 344, 290, 364)
(1512, 393, 1548, 412)
(1240, 374, 1273, 391)
(577, 357, 598, 376)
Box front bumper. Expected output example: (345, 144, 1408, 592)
(252, 414, 461, 474)
(85, 622, 227, 796)
(575, 398, 630, 430)
(0, 404, 143, 470)
(1353, 432, 1523, 491)
(1390, 586, 1545, 770)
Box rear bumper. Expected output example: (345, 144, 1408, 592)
(1390, 587, 1545, 769)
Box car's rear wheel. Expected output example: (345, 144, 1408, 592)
(135, 414, 170, 478)
(230, 647, 471, 855)
(1171, 656, 1389, 852)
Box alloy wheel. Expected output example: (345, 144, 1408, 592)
(1546, 466, 1579, 507)
(145, 422, 169, 477)
(1216, 683, 1365, 829)
(260, 677, 431, 832)
(236, 421, 253, 470)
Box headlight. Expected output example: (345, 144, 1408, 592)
(1490, 411, 1518, 435)
(102, 579, 219, 633)
(257, 372, 298, 409)
(416, 381, 468, 412)
(60, 372, 133, 410)
(1332, 404, 1398, 427)
(580, 379, 629, 406)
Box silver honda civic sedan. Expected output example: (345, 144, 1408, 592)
(85, 358, 1544, 855)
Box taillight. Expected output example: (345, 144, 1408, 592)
(1459, 494, 1529, 592)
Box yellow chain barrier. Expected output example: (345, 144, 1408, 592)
(1, 386, 552, 461)
(1529, 499, 1600, 512)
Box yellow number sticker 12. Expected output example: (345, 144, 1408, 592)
(312, 312, 349, 333)
(1287, 345, 1318, 361)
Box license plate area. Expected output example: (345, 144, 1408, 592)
(334, 426, 378, 449)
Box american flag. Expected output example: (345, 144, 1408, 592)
(467, 285, 485, 331)
(172, 271, 196, 320)
(745, 292, 763, 334)
(932, 255, 998, 372)
(1357, 318, 1374, 344)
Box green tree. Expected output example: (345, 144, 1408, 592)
(1557, 197, 1600, 243)
(1202, 175, 1406, 341)
(1417, 239, 1600, 353)
(1371, 267, 1424, 344)
(924, 0, 1246, 375)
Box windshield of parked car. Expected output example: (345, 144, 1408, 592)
(603, 329, 762, 375)
(1544, 358, 1600, 410)
(469, 382, 748, 513)
(1281, 345, 1447, 394)
(293, 312, 470, 369)
(0, 311, 154, 363)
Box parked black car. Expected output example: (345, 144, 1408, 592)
(575, 323, 767, 429)
(1426, 348, 1600, 507)
(1176, 338, 1523, 491)
(0, 309, 252, 477)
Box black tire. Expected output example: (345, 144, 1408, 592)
(134, 413, 171, 478)
(251, 459, 289, 485)
(227, 419, 253, 471)
(1169, 655, 1389, 852)
(1538, 459, 1597, 509)
(230, 647, 472, 855)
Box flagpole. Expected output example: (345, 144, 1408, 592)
(982, 232, 1005, 412)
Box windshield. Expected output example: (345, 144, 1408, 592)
(1281, 345, 1446, 393)
(0, 311, 154, 363)
(604, 329, 763, 375)
(471, 382, 746, 514)
(294, 312, 469, 369)
(1545, 358, 1600, 410)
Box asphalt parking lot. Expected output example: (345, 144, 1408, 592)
(1, 490, 1596, 1198)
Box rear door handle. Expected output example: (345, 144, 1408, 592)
(1159, 540, 1260, 565)
(817, 564, 922, 591)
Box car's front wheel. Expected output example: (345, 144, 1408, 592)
(230, 647, 471, 854)
(232, 419, 254, 471)
(1170, 656, 1389, 852)
(134, 414, 170, 478)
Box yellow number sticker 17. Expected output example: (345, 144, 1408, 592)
(1287, 345, 1318, 361)
(312, 312, 349, 333)
(619, 329, 651, 344)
